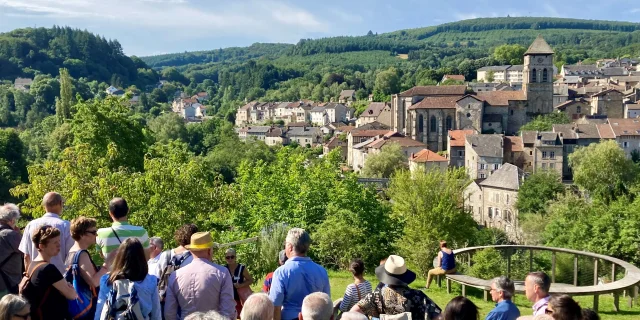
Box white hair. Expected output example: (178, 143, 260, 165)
(286, 228, 311, 254)
(340, 312, 367, 320)
(225, 248, 236, 255)
(149, 237, 164, 251)
(241, 293, 273, 320)
(0, 203, 20, 224)
(184, 311, 230, 320)
(492, 276, 515, 299)
(301, 292, 333, 320)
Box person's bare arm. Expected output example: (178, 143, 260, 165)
(350, 304, 364, 314)
(24, 254, 31, 271)
(52, 279, 79, 300)
(437, 251, 443, 267)
(240, 267, 254, 288)
(273, 307, 281, 320)
(78, 252, 107, 287)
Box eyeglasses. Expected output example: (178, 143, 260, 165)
(85, 230, 98, 235)
(545, 309, 553, 315)
(13, 313, 31, 320)
(225, 256, 236, 259)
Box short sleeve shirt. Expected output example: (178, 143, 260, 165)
(357, 286, 441, 320)
(22, 263, 68, 320)
(96, 221, 149, 263)
(18, 213, 73, 274)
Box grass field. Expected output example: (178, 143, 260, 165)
(252, 271, 640, 320)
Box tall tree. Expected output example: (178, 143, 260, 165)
(516, 170, 565, 215)
(56, 68, 73, 124)
(361, 142, 407, 178)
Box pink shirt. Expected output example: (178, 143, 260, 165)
(532, 295, 550, 316)
(164, 258, 236, 320)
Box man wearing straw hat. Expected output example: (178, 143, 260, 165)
(165, 232, 236, 320)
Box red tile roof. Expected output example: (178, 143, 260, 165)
(477, 91, 526, 106)
(596, 124, 616, 139)
(399, 85, 467, 97)
(448, 130, 475, 147)
(608, 118, 640, 136)
(410, 149, 448, 162)
(504, 136, 524, 152)
(350, 130, 393, 137)
(408, 96, 463, 110)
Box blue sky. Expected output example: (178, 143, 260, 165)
(1, 0, 640, 56)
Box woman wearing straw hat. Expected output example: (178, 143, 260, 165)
(350, 255, 441, 320)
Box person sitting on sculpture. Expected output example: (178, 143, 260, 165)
(426, 240, 456, 289)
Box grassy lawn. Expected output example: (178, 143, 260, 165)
(253, 271, 640, 320)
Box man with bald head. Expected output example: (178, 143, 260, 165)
(96, 197, 150, 267)
(19, 192, 73, 273)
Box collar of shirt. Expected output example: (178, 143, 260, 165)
(496, 300, 513, 307)
(532, 296, 550, 314)
(112, 221, 131, 226)
(43, 212, 61, 219)
(287, 256, 311, 263)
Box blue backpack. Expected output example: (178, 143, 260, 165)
(64, 250, 97, 320)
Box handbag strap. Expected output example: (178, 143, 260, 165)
(111, 227, 122, 243)
(355, 283, 362, 301)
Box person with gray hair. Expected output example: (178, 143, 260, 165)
(486, 276, 520, 320)
(525, 272, 551, 316)
(147, 236, 164, 278)
(184, 311, 230, 320)
(299, 292, 333, 320)
(0, 204, 22, 298)
(241, 293, 274, 320)
(269, 228, 330, 320)
(19, 192, 73, 274)
(338, 312, 367, 320)
(0, 294, 30, 320)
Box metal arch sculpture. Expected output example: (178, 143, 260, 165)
(443, 245, 640, 313)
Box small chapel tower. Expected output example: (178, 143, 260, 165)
(522, 35, 554, 115)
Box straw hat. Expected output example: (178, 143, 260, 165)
(185, 232, 214, 251)
(375, 255, 416, 286)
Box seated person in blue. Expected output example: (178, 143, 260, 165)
(426, 240, 456, 289)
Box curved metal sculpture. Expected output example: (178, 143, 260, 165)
(444, 245, 640, 312)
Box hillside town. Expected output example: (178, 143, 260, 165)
(231, 36, 640, 241)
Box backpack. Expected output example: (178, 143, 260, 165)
(64, 250, 97, 320)
(157, 251, 191, 301)
(99, 279, 145, 320)
(18, 262, 51, 320)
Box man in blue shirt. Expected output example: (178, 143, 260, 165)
(269, 228, 331, 320)
(486, 276, 520, 320)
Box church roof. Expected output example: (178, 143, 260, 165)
(476, 91, 526, 106)
(408, 96, 463, 109)
(525, 35, 554, 55)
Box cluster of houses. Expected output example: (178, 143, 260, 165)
(235, 100, 357, 127)
(170, 92, 209, 121)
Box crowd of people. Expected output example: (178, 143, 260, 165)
(0, 191, 608, 320)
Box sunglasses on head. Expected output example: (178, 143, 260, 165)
(14, 313, 30, 320)
(225, 255, 236, 259)
(85, 230, 98, 235)
(545, 309, 553, 315)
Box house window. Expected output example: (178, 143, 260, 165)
(496, 208, 501, 220)
(446, 116, 453, 131)
(531, 68, 537, 83)
(550, 151, 555, 159)
(542, 163, 547, 169)
(494, 193, 500, 202)
(506, 210, 512, 223)
(550, 163, 555, 169)
(542, 151, 548, 159)
(493, 164, 500, 170)
(623, 141, 629, 148)
(505, 194, 510, 205)
(576, 106, 581, 113)
(430, 116, 437, 132)
(510, 110, 514, 116)
(488, 207, 493, 219)
(543, 68, 548, 83)
(458, 150, 464, 157)
(479, 163, 486, 170)
(418, 114, 424, 133)
(480, 173, 486, 179)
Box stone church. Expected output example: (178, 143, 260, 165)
(390, 36, 555, 151)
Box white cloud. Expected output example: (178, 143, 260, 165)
(0, 0, 327, 40)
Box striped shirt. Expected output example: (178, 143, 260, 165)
(96, 221, 149, 263)
(339, 281, 372, 312)
(18, 213, 73, 274)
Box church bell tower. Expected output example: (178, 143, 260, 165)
(523, 35, 554, 115)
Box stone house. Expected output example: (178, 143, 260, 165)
(465, 134, 504, 179)
(286, 126, 322, 147)
(521, 131, 563, 175)
(237, 126, 271, 141)
(591, 89, 624, 118)
(555, 99, 591, 120)
(324, 103, 348, 124)
(448, 129, 475, 168)
(607, 118, 640, 158)
(441, 75, 466, 82)
(626, 103, 640, 118)
(356, 102, 392, 128)
(265, 127, 287, 146)
(352, 133, 425, 172)
(409, 149, 449, 173)
(346, 122, 391, 166)
(14, 77, 33, 91)
(338, 90, 356, 104)
(324, 136, 348, 161)
(503, 136, 525, 169)
(477, 164, 524, 241)
(310, 106, 327, 126)
(235, 101, 258, 126)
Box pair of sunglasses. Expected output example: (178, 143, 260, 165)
(545, 309, 553, 315)
(14, 313, 30, 320)
(85, 230, 98, 235)
(225, 255, 236, 259)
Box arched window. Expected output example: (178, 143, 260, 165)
(488, 207, 493, 219)
(531, 68, 537, 83)
(506, 210, 513, 223)
(542, 68, 548, 83)
(418, 114, 424, 133)
(430, 115, 437, 132)
(446, 116, 453, 131)
(496, 208, 501, 220)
